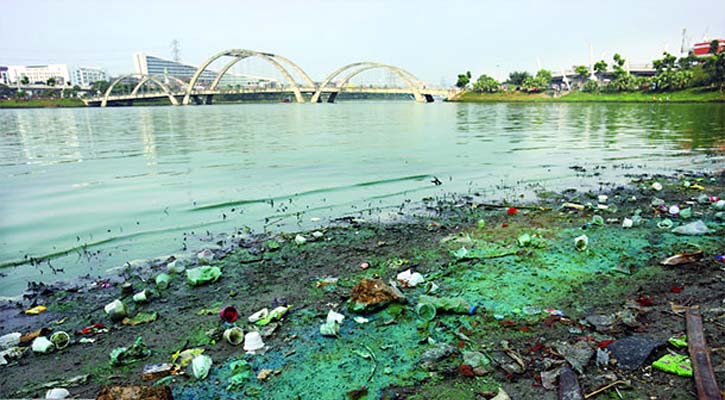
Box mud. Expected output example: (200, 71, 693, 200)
(0, 172, 723, 399)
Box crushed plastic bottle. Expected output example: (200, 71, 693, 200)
(196, 249, 215, 264)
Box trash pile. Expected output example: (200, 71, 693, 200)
(1, 173, 722, 399)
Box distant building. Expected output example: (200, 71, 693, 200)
(0, 67, 8, 85)
(132, 52, 278, 88)
(692, 39, 725, 56)
(5, 64, 108, 87)
(72, 67, 107, 87)
(7, 64, 72, 85)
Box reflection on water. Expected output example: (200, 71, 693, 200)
(0, 102, 723, 296)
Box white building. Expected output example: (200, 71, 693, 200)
(71, 67, 107, 87)
(6, 64, 106, 87)
(7, 64, 72, 86)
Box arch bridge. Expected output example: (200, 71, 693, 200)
(84, 49, 458, 107)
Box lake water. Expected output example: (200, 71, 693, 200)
(1, 102, 723, 296)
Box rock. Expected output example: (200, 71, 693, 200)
(348, 278, 405, 314)
(462, 351, 491, 376)
(585, 314, 615, 332)
(606, 336, 660, 370)
(540, 368, 560, 390)
(558, 365, 584, 400)
(491, 351, 525, 374)
(554, 341, 594, 374)
(96, 385, 173, 400)
(420, 343, 457, 363)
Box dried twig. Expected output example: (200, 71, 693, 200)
(584, 380, 629, 399)
(686, 308, 721, 399)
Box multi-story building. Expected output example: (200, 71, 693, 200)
(7, 64, 72, 85)
(71, 67, 107, 87)
(5, 64, 107, 87)
(132, 52, 278, 88)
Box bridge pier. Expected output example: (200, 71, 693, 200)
(205, 95, 213, 105)
(424, 94, 434, 103)
(327, 92, 338, 103)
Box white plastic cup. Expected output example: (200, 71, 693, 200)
(243, 331, 265, 352)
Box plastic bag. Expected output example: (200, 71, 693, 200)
(186, 266, 222, 286)
(191, 354, 212, 380)
(671, 220, 711, 235)
(109, 337, 151, 366)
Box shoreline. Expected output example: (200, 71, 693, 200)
(449, 87, 725, 103)
(1, 172, 723, 399)
(3, 88, 725, 108)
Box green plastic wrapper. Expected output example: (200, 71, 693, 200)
(418, 295, 475, 315)
(186, 266, 222, 286)
(109, 336, 152, 366)
(652, 354, 693, 377)
(667, 335, 687, 348)
(227, 360, 252, 390)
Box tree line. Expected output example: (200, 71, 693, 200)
(456, 40, 725, 94)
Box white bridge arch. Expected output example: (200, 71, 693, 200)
(182, 49, 314, 105)
(311, 62, 427, 103)
(101, 74, 185, 107)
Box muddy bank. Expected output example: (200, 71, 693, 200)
(1, 172, 723, 399)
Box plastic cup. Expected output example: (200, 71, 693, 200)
(50, 331, 70, 350)
(155, 273, 171, 290)
(132, 290, 149, 303)
(416, 302, 437, 321)
(219, 306, 238, 323)
(223, 327, 244, 346)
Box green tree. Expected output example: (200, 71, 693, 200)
(91, 80, 111, 95)
(535, 69, 552, 86)
(455, 71, 471, 89)
(613, 53, 625, 68)
(582, 80, 599, 92)
(20, 75, 30, 85)
(709, 39, 720, 55)
(606, 53, 637, 92)
(507, 71, 530, 86)
(46, 77, 56, 86)
(472, 74, 499, 93)
(705, 52, 725, 91)
(574, 65, 589, 80)
(593, 60, 608, 75)
(652, 52, 693, 91)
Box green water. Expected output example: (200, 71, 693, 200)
(0, 102, 723, 296)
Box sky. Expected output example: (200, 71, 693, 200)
(1, 0, 724, 85)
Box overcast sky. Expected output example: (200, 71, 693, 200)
(1, 0, 723, 84)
